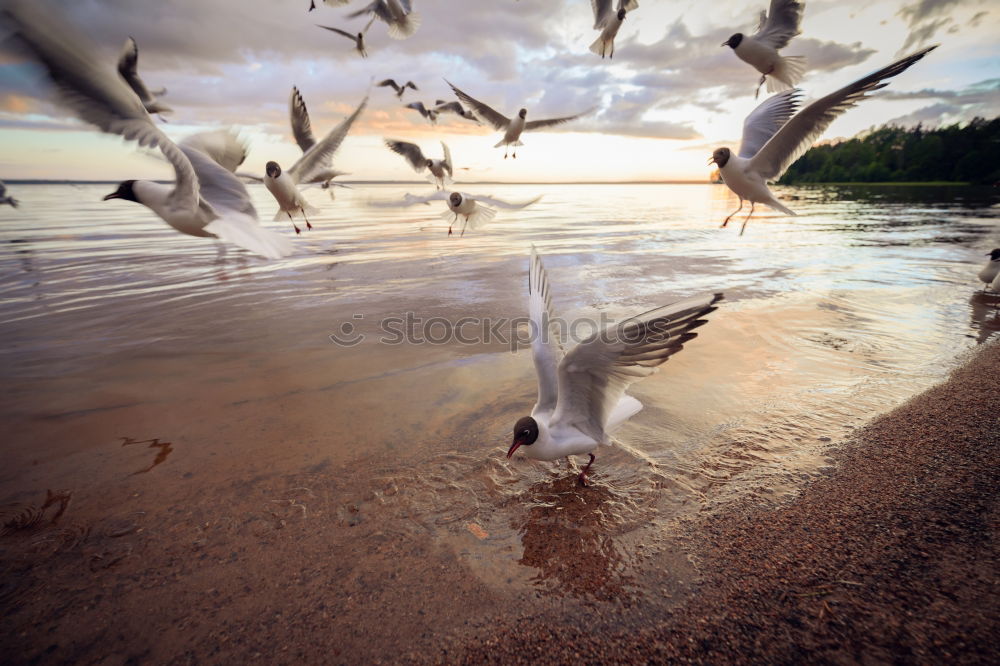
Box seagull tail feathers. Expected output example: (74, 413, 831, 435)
(206, 214, 294, 260)
(387, 11, 421, 40)
(604, 395, 643, 439)
(765, 198, 797, 216)
(588, 36, 610, 57)
(767, 55, 807, 92)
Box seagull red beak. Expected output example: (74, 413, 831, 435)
(102, 192, 121, 201)
(707, 156, 717, 166)
(506, 438, 523, 459)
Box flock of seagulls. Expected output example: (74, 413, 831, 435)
(1, 0, 989, 486)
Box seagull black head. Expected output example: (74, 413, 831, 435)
(709, 147, 731, 168)
(426, 159, 434, 168)
(617, 8, 626, 20)
(449, 192, 463, 207)
(266, 161, 282, 178)
(723, 33, 743, 49)
(507, 416, 538, 458)
(518, 108, 527, 119)
(103, 180, 138, 203)
(989, 248, 1000, 260)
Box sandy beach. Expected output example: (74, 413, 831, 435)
(455, 341, 1000, 664)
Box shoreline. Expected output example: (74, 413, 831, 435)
(452, 341, 1000, 664)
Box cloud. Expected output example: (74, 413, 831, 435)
(880, 78, 1000, 126)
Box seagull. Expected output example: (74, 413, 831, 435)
(722, 0, 806, 99)
(117, 37, 171, 116)
(384, 139, 453, 189)
(348, 0, 420, 40)
(446, 81, 590, 159)
(260, 93, 368, 234)
(709, 45, 938, 235)
(0, 0, 293, 259)
(433, 100, 480, 123)
(404, 101, 438, 124)
(978, 249, 1000, 291)
(508, 248, 722, 486)
(316, 17, 375, 58)
(377, 78, 418, 99)
(590, 0, 638, 59)
(0, 180, 18, 208)
(370, 190, 541, 236)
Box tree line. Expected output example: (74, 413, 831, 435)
(777, 117, 1000, 185)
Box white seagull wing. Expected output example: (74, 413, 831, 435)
(591, 0, 613, 28)
(752, 0, 804, 51)
(385, 139, 427, 172)
(289, 94, 367, 184)
(116, 37, 154, 103)
(2, 0, 196, 215)
(440, 141, 453, 177)
(549, 293, 723, 443)
(750, 45, 937, 181)
(528, 248, 564, 416)
(179, 129, 248, 173)
(738, 89, 801, 159)
(524, 109, 591, 131)
(368, 191, 448, 208)
(618, 0, 639, 11)
(446, 81, 510, 131)
(289, 86, 317, 153)
(468, 194, 541, 210)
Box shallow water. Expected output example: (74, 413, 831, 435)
(1, 182, 999, 661)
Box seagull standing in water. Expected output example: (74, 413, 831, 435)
(384, 139, 453, 189)
(0, 181, 18, 208)
(446, 81, 590, 158)
(117, 37, 171, 116)
(1, 0, 292, 259)
(508, 249, 722, 486)
(723, 0, 806, 99)
(316, 17, 376, 58)
(978, 249, 1000, 292)
(709, 45, 937, 235)
(590, 0, 638, 59)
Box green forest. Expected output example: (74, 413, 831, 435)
(777, 117, 1000, 185)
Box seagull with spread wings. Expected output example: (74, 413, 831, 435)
(117, 36, 171, 116)
(709, 45, 937, 235)
(370, 190, 541, 236)
(508, 248, 722, 486)
(377, 78, 418, 99)
(0, 0, 292, 259)
(348, 0, 420, 40)
(433, 100, 480, 123)
(403, 100, 438, 124)
(259, 92, 367, 234)
(446, 81, 590, 159)
(590, 0, 638, 59)
(722, 0, 806, 99)
(384, 139, 453, 189)
(316, 16, 375, 58)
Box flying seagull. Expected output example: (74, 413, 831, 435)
(508, 248, 722, 486)
(348, 0, 420, 40)
(370, 190, 541, 236)
(384, 139, 453, 189)
(1, 0, 292, 259)
(117, 37, 171, 116)
(261, 93, 368, 234)
(404, 100, 438, 124)
(446, 81, 590, 159)
(316, 16, 375, 58)
(377, 78, 418, 99)
(0, 180, 18, 208)
(433, 100, 480, 123)
(723, 0, 806, 99)
(287, 86, 354, 195)
(590, 0, 638, 59)
(709, 45, 938, 235)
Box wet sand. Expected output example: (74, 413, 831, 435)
(455, 341, 1000, 664)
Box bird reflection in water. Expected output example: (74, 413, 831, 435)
(512, 475, 640, 600)
(967, 292, 1000, 344)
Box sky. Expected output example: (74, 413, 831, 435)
(0, 0, 997, 182)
